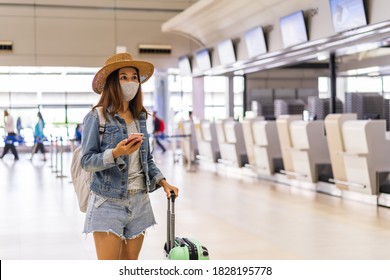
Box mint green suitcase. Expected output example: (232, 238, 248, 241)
(164, 193, 210, 260)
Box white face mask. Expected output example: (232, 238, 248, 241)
(120, 82, 139, 101)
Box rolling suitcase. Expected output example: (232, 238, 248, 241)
(164, 192, 210, 260)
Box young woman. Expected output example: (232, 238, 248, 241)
(80, 53, 179, 260)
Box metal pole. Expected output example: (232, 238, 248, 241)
(186, 135, 193, 172)
(51, 136, 58, 173)
(243, 74, 247, 118)
(56, 136, 67, 178)
(49, 134, 54, 167)
(329, 52, 337, 114)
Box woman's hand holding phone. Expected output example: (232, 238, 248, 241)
(127, 133, 144, 143)
(112, 133, 144, 159)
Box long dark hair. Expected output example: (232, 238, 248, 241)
(94, 68, 148, 120)
(37, 111, 43, 121)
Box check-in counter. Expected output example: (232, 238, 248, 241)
(195, 120, 220, 163)
(324, 113, 357, 190)
(252, 120, 283, 175)
(341, 120, 390, 195)
(276, 115, 302, 179)
(215, 118, 248, 167)
(241, 116, 264, 166)
(289, 120, 331, 183)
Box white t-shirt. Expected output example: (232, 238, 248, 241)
(4, 114, 15, 133)
(126, 120, 145, 190)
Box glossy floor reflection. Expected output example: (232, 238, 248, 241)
(1, 150, 390, 260)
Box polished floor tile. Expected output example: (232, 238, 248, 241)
(1, 150, 390, 260)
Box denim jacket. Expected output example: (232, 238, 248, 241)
(80, 106, 165, 199)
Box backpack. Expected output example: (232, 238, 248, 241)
(70, 107, 105, 213)
(158, 118, 165, 133)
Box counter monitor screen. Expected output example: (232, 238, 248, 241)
(217, 39, 236, 66)
(244, 26, 267, 58)
(329, 0, 367, 33)
(178, 56, 192, 76)
(280, 10, 308, 48)
(195, 48, 212, 71)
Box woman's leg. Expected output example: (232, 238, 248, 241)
(42, 144, 47, 160)
(38, 143, 46, 160)
(120, 234, 145, 260)
(93, 232, 122, 260)
(30, 143, 38, 159)
(155, 138, 166, 152)
(1, 144, 10, 158)
(9, 144, 19, 160)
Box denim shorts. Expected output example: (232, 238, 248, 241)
(83, 190, 156, 240)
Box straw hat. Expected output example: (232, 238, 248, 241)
(92, 53, 154, 94)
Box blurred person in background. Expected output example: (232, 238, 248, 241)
(30, 112, 47, 161)
(74, 123, 82, 143)
(0, 110, 19, 160)
(152, 111, 166, 153)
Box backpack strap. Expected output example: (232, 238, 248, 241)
(95, 107, 106, 142)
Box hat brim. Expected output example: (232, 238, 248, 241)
(92, 60, 154, 94)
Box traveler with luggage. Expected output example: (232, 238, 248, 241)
(80, 52, 178, 260)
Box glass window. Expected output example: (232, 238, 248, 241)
(234, 76, 244, 120)
(204, 76, 226, 92)
(167, 75, 193, 120)
(382, 76, 390, 93)
(143, 91, 154, 108)
(346, 77, 382, 92)
(318, 77, 330, 98)
(204, 76, 228, 120)
(66, 92, 99, 106)
(182, 76, 193, 92)
(10, 92, 38, 106)
(0, 92, 10, 108)
(41, 92, 66, 105)
(168, 75, 181, 92)
(0, 75, 11, 92)
(40, 107, 68, 139)
(233, 76, 244, 94)
(0, 66, 158, 143)
(212, 92, 226, 106)
(141, 76, 155, 93)
(318, 77, 329, 93)
(67, 107, 92, 125)
(234, 107, 243, 120)
(67, 107, 93, 140)
(64, 75, 94, 92)
(141, 76, 155, 108)
(205, 106, 226, 121)
(35, 74, 65, 92)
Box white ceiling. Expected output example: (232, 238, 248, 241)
(162, 0, 311, 47)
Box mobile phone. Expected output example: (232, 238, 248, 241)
(127, 133, 143, 143)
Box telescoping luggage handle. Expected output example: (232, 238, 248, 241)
(167, 191, 176, 253)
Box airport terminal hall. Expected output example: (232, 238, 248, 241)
(2, 0, 390, 261)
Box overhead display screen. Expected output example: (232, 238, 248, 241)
(244, 26, 267, 58)
(195, 48, 212, 71)
(217, 39, 236, 66)
(280, 10, 308, 48)
(329, 0, 367, 33)
(178, 56, 192, 76)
